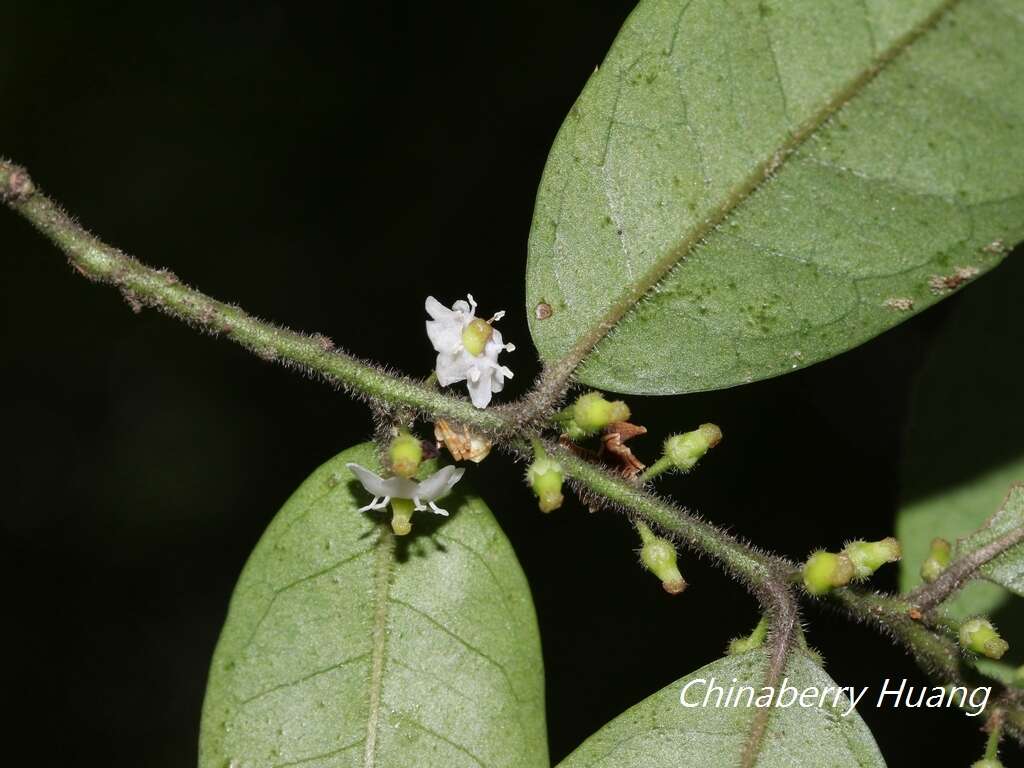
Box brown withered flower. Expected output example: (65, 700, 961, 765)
(434, 419, 493, 463)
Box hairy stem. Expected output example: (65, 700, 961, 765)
(0, 161, 506, 432)
(828, 588, 964, 682)
(549, 440, 801, 767)
(908, 524, 1024, 613)
(551, 442, 791, 591)
(5, 158, 1021, 750)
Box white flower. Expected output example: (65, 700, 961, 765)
(346, 462, 465, 516)
(425, 294, 515, 409)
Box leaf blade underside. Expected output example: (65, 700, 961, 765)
(555, 651, 886, 768)
(199, 444, 548, 768)
(526, 0, 1023, 394)
(896, 258, 1024, 681)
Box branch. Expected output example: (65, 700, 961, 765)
(828, 587, 964, 682)
(550, 442, 793, 593)
(741, 595, 799, 768)
(550, 442, 800, 768)
(908, 523, 1024, 613)
(0, 161, 505, 432)
(6, 158, 1020, 748)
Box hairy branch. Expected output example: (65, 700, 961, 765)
(0, 161, 506, 433)
(549, 442, 801, 767)
(550, 442, 793, 592)
(908, 524, 1024, 613)
(828, 588, 964, 682)
(4, 158, 1019, 749)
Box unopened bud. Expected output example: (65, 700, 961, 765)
(844, 537, 901, 579)
(959, 618, 1009, 660)
(569, 392, 631, 435)
(663, 423, 723, 471)
(637, 523, 686, 594)
(921, 538, 951, 583)
(389, 432, 423, 478)
(526, 450, 565, 513)
(390, 498, 415, 537)
(972, 760, 1005, 768)
(803, 550, 855, 595)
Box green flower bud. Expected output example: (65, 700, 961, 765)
(803, 550, 855, 596)
(844, 537, 902, 579)
(972, 759, 1004, 768)
(959, 618, 1009, 660)
(461, 317, 493, 356)
(526, 453, 565, 513)
(921, 538, 951, 583)
(390, 498, 415, 537)
(571, 392, 631, 435)
(637, 523, 687, 594)
(389, 432, 423, 478)
(663, 423, 723, 472)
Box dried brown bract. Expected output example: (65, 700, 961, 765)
(600, 420, 648, 479)
(434, 419, 492, 463)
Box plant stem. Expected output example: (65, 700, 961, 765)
(550, 441, 791, 595)
(639, 456, 674, 483)
(0, 161, 505, 432)
(985, 718, 1002, 759)
(908, 523, 1024, 613)
(828, 588, 964, 682)
(7, 158, 1024, 750)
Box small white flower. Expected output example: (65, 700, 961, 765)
(425, 294, 515, 409)
(346, 462, 465, 517)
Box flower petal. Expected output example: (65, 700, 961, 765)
(346, 463, 391, 497)
(435, 351, 471, 385)
(467, 370, 494, 408)
(416, 465, 466, 501)
(425, 296, 454, 321)
(346, 463, 419, 501)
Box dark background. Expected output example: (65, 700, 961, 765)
(2, 2, 1020, 766)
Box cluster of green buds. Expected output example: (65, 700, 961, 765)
(526, 440, 565, 513)
(959, 618, 1009, 660)
(636, 522, 687, 594)
(557, 391, 631, 440)
(641, 423, 723, 481)
(802, 537, 901, 596)
(920, 537, 952, 583)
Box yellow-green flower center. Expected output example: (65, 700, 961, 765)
(461, 318, 493, 356)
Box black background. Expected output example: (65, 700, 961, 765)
(2, 2, 1020, 766)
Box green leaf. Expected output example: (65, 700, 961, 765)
(556, 651, 885, 768)
(897, 261, 1024, 620)
(526, 0, 1023, 394)
(958, 484, 1024, 596)
(896, 260, 1024, 681)
(199, 444, 548, 768)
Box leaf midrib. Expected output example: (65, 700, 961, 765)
(363, 527, 395, 768)
(557, 0, 963, 375)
